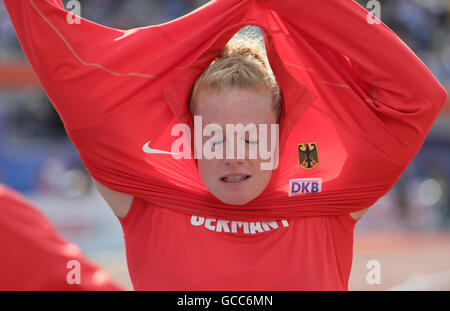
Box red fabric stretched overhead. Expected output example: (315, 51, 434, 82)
(4, 0, 447, 220)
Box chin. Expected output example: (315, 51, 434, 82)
(216, 192, 255, 206)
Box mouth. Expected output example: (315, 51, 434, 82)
(220, 175, 251, 183)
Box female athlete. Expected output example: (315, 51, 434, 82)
(4, 0, 447, 290)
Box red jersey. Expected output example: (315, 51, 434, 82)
(3, 0, 447, 290)
(0, 184, 122, 290)
(119, 196, 356, 290)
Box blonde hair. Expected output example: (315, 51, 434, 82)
(189, 27, 282, 121)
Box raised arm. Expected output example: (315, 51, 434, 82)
(262, 0, 447, 164)
(3, 0, 178, 130)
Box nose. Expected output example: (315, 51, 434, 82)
(223, 157, 245, 166)
(222, 138, 248, 163)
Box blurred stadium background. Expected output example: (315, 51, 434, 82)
(0, 0, 449, 291)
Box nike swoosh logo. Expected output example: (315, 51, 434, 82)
(142, 141, 179, 155)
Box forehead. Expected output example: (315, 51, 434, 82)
(195, 87, 275, 125)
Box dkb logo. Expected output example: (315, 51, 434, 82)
(288, 178, 322, 197)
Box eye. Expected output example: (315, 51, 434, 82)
(245, 140, 258, 144)
(212, 139, 225, 146)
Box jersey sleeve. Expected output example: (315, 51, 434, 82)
(261, 0, 447, 165)
(2, 0, 207, 130)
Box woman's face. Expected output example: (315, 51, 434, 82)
(194, 87, 279, 205)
